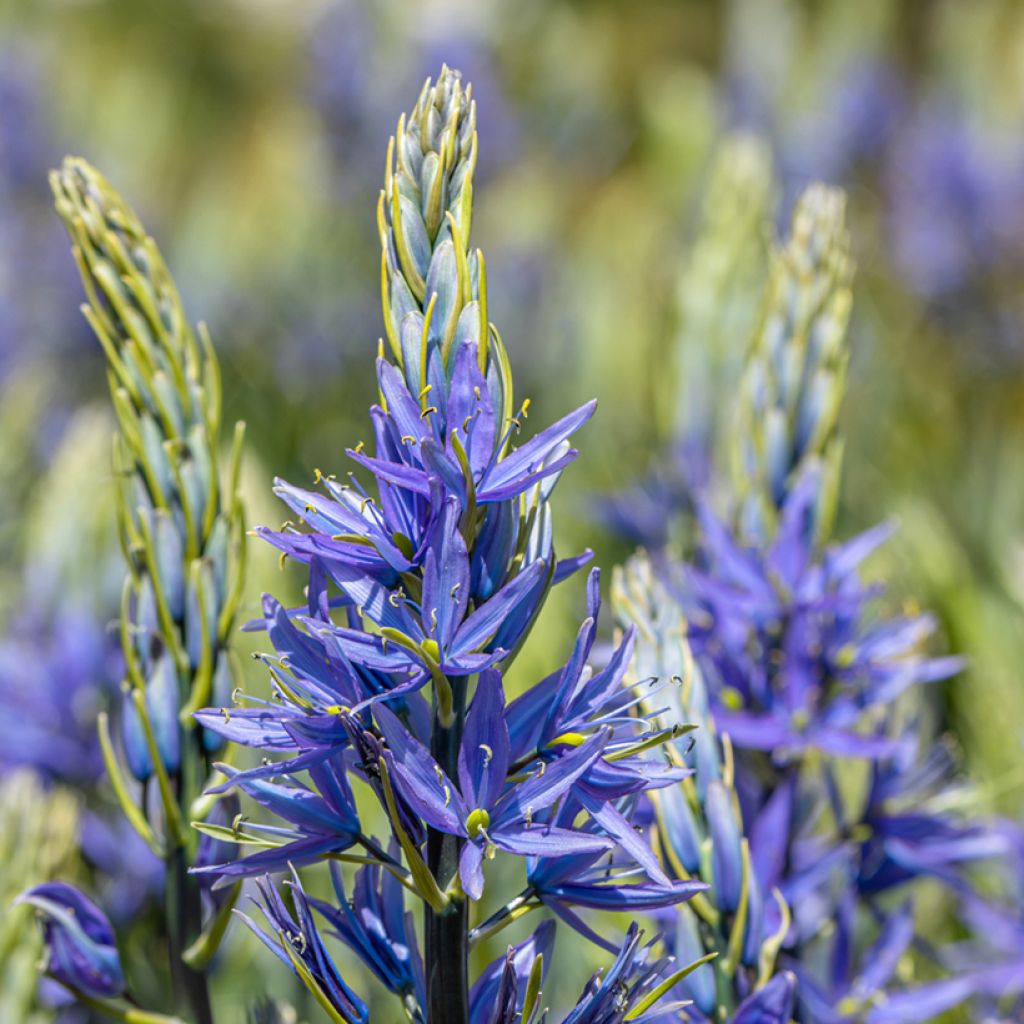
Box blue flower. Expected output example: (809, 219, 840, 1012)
(240, 869, 369, 1024)
(787, 899, 914, 1021)
(525, 833, 707, 953)
(377, 670, 614, 900)
(505, 568, 645, 761)
(17, 883, 125, 999)
(853, 732, 1012, 898)
(730, 972, 798, 1024)
(0, 602, 116, 784)
(469, 920, 554, 1024)
(561, 923, 689, 1024)
(308, 858, 426, 1008)
(262, 347, 595, 604)
(850, 828, 1024, 1022)
(193, 760, 362, 879)
(683, 469, 961, 762)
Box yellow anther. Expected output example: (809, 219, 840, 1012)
(466, 808, 491, 838)
(834, 643, 856, 668)
(479, 743, 493, 766)
(548, 732, 586, 749)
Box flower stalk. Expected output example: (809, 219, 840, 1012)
(187, 65, 705, 1024)
(45, 158, 248, 1024)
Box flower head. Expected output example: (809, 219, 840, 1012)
(683, 470, 961, 765)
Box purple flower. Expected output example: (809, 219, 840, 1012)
(240, 870, 369, 1024)
(561, 923, 689, 1024)
(194, 760, 362, 879)
(683, 471, 961, 764)
(853, 734, 1012, 898)
(525, 830, 706, 953)
(17, 883, 125, 999)
(469, 920, 553, 1024)
(377, 670, 614, 900)
(731, 972, 798, 1024)
(0, 602, 116, 784)
(308, 859, 425, 1008)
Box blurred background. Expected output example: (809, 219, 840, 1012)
(2, 0, 1023, 1019)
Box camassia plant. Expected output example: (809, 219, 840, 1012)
(19, 67, 712, 1024)
(18, 161, 247, 1023)
(609, 170, 1024, 1021)
(25, 60, 1022, 1024)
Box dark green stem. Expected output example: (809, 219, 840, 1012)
(425, 680, 469, 1024)
(166, 846, 213, 1024)
(166, 735, 214, 1024)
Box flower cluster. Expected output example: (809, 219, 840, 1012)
(608, 179, 1022, 1021)
(50, 160, 248, 782)
(16, 37, 1023, 1024)
(185, 66, 709, 1022)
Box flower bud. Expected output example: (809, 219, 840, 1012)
(707, 779, 743, 913)
(17, 883, 125, 999)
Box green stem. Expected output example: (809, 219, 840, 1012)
(165, 731, 214, 1024)
(166, 845, 213, 1024)
(425, 678, 468, 1024)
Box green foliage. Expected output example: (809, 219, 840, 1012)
(0, 773, 80, 1024)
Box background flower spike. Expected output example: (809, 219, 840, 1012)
(731, 183, 852, 546)
(49, 156, 248, 1024)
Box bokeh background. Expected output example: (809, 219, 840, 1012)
(2, 0, 1023, 1020)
